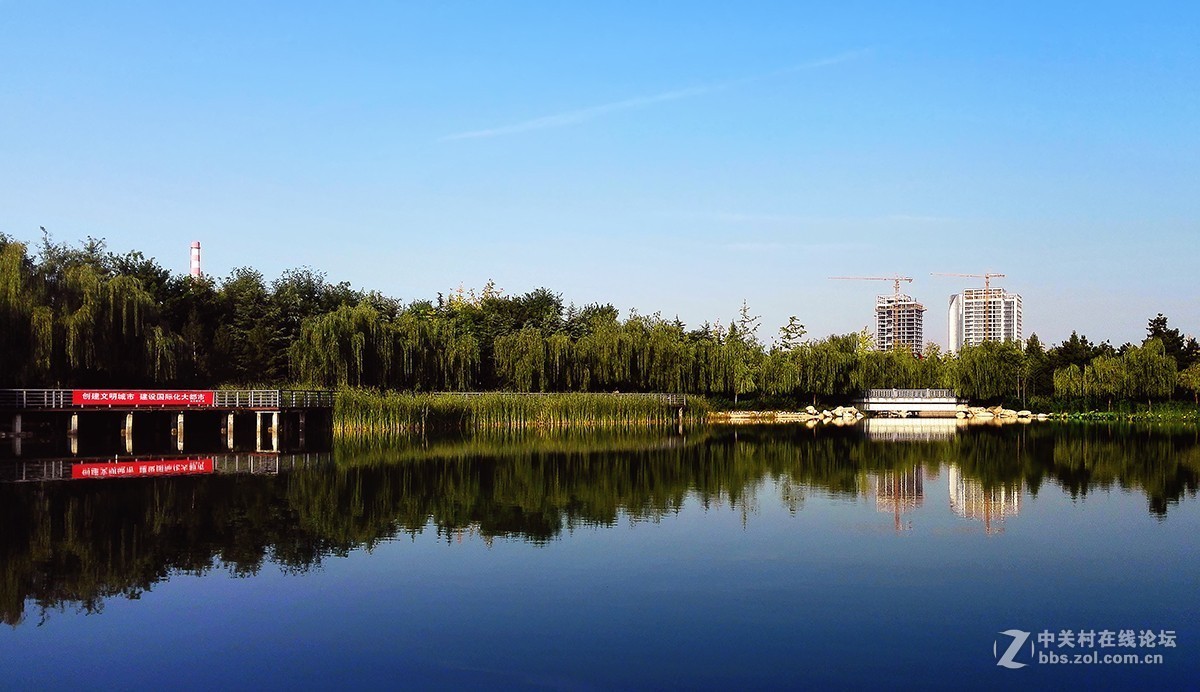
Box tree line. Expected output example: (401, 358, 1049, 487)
(2, 233, 1198, 407)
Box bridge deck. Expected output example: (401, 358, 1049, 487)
(0, 389, 334, 411)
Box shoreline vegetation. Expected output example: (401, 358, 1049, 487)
(329, 390, 1199, 437)
(1, 234, 1198, 418)
(707, 408, 1200, 424)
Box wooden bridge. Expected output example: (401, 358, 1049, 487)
(0, 389, 334, 455)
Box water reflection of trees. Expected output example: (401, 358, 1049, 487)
(1, 424, 1197, 626)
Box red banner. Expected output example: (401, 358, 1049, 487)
(72, 459, 215, 479)
(72, 390, 215, 406)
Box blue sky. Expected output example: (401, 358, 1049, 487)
(1, 1, 1196, 347)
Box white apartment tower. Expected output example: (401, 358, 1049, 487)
(875, 294, 926, 355)
(948, 288, 1023, 352)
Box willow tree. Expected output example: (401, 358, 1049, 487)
(645, 319, 689, 393)
(574, 316, 629, 391)
(1053, 364, 1086, 400)
(684, 325, 727, 396)
(290, 302, 390, 387)
(1179, 363, 1200, 404)
(1123, 339, 1177, 408)
(0, 239, 34, 384)
(544, 332, 573, 391)
(51, 264, 161, 383)
(1087, 354, 1126, 411)
(494, 326, 546, 392)
(851, 349, 923, 391)
(795, 336, 857, 402)
(955, 341, 1024, 402)
(435, 323, 480, 391)
(917, 344, 954, 391)
(759, 347, 800, 397)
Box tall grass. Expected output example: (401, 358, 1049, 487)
(333, 389, 710, 437)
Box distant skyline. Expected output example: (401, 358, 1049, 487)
(2, 2, 1196, 348)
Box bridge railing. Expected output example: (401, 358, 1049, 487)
(0, 389, 72, 409)
(278, 390, 336, 408)
(864, 388, 958, 400)
(213, 390, 280, 408)
(211, 390, 338, 408)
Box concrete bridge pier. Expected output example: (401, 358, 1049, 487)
(124, 413, 135, 454)
(271, 411, 280, 452)
(174, 413, 185, 452)
(224, 412, 235, 450)
(69, 413, 79, 437)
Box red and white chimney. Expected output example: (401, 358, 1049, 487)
(190, 241, 202, 278)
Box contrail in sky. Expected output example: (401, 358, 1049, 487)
(440, 48, 871, 142)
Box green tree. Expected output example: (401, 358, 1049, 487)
(1179, 363, 1200, 405)
(1123, 339, 1177, 408)
(215, 268, 283, 383)
(1021, 334, 1052, 403)
(1051, 331, 1114, 371)
(1087, 354, 1126, 411)
(1146, 313, 1200, 370)
(776, 315, 807, 350)
(1053, 364, 1086, 400)
(724, 301, 764, 404)
(955, 341, 1024, 402)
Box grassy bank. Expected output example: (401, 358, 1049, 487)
(1046, 409, 1200, 423)
(333, 389, 711, 436)
(1029, 397, 1200, 422)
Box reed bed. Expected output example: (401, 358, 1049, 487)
(333, 389, 710, 437)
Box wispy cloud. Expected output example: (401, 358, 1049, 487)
(723, 240, 872, 252)
(667, 211, 965, 226)
(440, 49, 871, 142)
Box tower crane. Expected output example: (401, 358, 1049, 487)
(829, 275, 916, 352)
(932, 272, 1006, 344)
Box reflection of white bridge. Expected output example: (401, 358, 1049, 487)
(856, 388, 962, 416)
(0, 452, 332, 483)
(863, 418, 959, 441)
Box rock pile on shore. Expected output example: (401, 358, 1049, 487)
(707, 406, 863, 425)
(954, 405, 1049, 421)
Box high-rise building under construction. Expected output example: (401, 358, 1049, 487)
(948, 288, 1023, 352)
(875, 294, 926, 355)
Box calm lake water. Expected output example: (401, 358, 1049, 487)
(2, 421, 1198, 690)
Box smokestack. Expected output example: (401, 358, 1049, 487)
(190, 241, 202, 278)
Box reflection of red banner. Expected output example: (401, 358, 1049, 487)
(72, 459, 214, 479)
(72, 390, 215, 406)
